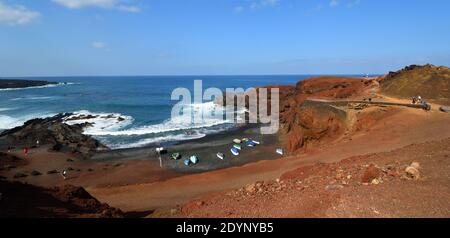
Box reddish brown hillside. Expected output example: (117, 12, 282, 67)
(379, 64, 450, 104)
(278, 76, 377, 152)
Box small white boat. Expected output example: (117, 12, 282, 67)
(276, 148, 284, 155)
(189, 155, 199, 164)
(231, 147, 240, 156)
(217, 153, 225, 160)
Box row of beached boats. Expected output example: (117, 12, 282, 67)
(164, 138, 284, 167)
(229, 138, 260, 156)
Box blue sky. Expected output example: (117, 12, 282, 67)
(0, 0, 449, 76)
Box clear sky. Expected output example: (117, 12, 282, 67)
(1, 0, 449, 76)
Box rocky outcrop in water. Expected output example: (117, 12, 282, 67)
(0, 113, 107, 157)
(0, 79, 58, 89)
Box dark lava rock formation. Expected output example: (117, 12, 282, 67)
(0, 113, 107, 157)
(0, 180, 124, 218)
(0, 79, 58, 89)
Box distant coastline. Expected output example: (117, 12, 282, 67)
(0, 79, 58, 90)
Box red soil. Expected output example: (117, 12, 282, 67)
(170, 138, 450, 218)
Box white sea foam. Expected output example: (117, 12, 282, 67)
(84, 102, 238, 136)
(0, 112, 54, 130)
(0, 108, 15, 112)
(10, 96, 59, 101)
(111, 133, 207, 149)
(0, 82, 75, 91)
(63, 110, 134, 135)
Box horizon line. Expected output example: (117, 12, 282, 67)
(1, 73, 382, 79)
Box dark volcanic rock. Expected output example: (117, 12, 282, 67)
(0, 180, 124, 218)
(0, 79, 58, 89)
(0, 113, 108, 158)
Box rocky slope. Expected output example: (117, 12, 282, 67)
(379, 64, 450, 104)
(169, 138, 450, 218)
(0, 113, 107, 157)
(0, 180, 124, 218)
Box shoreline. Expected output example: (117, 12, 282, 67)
(92, 123, 282, 173)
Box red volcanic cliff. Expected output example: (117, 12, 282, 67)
(278, 76, 377, 152)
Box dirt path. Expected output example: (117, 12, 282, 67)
(89, 106, 450, 212)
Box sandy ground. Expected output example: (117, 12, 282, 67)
(87, 105, 450, 213)
(171, 138, 450, 218)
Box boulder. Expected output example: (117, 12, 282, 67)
(410, 162, 420, 170)
(30, 170, 42, 176)
(405, 166, 420, 180)
(13, 172, 28, 178)
(361, 164, 381, 183)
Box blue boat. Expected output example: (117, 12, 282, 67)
(231, 147, 239, 156)
(245, 141, 256, 147)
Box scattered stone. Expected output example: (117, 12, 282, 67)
(405, 166, 420, 180)
(30, 170, 42, 176)
(361, 164, 381, 183)
(387, 168, 400, 178)
(439, 106, 450, 113)
(410, 162, 420, 170)
(196, 201, 205, 206)
(245, 183, 256, 193)
(47, 170, 58, 175)
(326, 184, 344, 191)
(13, 172, 28, 178)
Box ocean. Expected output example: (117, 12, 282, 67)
(0, 75, 355, 149)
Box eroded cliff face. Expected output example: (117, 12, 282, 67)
(278, 76, 377, 152)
